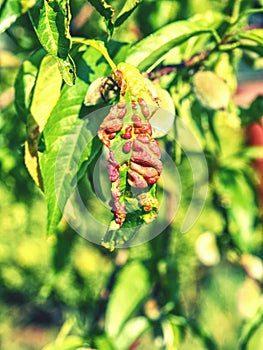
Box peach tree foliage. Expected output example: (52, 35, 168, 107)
(12, 0, 224, 249)
(11, 1, 260, 247)
(1, 0, 263, 348)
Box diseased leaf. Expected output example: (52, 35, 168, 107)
(30, 54, 62, 131)
(105, 261, 151, 339)
(15, 49, 46, 121)
(98, 63, 163, 250)
(125, 20, 219, 71)
(115, 0, 141, 27)
(29, 0, 71, 59)
(0, 0, 36, 33)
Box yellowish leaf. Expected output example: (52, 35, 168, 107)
(30, 54, 62, 131)
(24, 141, 43, 188)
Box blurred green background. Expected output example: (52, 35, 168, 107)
(0, 0, 263, 349)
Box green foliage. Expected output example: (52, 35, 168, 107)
(88, 0, 115, 23)
(114, 1, 141, 28)
(240, 96, 263, 125)
(15, 49, 46, 122)
(0, 0, 36, 33)
(125, 18, 220, 71)
(1, 0, 263, 349)
(29, 0, 71, 58)
(105, 261, 151, 339)
(29, 0, 76, 85)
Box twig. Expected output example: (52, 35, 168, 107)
(146, 49, 213, 80)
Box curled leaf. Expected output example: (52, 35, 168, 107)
(84, 76, 119, 106)
(97, 62, 168, 248)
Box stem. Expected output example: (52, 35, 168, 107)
(146, 48, 214, 80)
(188, 319, 219, 350)
(219, 41, 241, 51)
(230, 0, 242, 24)
(230, 6, 263, 26)
(72, 38, 117, 71)
(239, 302, 263, 349)
(146, 30, 220, 74)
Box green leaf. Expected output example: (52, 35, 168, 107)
(0, 0, 21, 34)
(239, 29, 263, 46)
(53, 117, 103, 232)
(39, 80, 88, 235)
(20, 0, 37, 12)
(42, 335, 87, 350)
(16, 51, 61, 190)
(57, 54, 76, 86)
(238, 43, 263, 56)
(42, 318, 86, 350)
(115, 0, 141, 27)
(95, 335, 115, 350)
(105, 261, 151, 339)
(216, 168, 257, 251)
(88, 0, 115, 34)
(239, 302, 263, 350)
(235, 8, 263, 25)
(187, 318, 218, 350)
(240, 96, 263, 126)
(40, 47, 111, 235)
(125, 20, 219, 71)
(15, 49, 46, 121)
(88, 0, 115, 21)
(30, 54, 62, 131)
(29, 0, 71, 59)
(227, 29, 263, 56)
(150, 85, 175, 138)
(193, 71, 231, 110)
(235, 146, 263, 162)
(42, 335, 85, 350)
(214, 53, 237, 94)
(0, 0, 36, 33)
(24, 140, 43, 188)
(114, 317, 150, 350)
